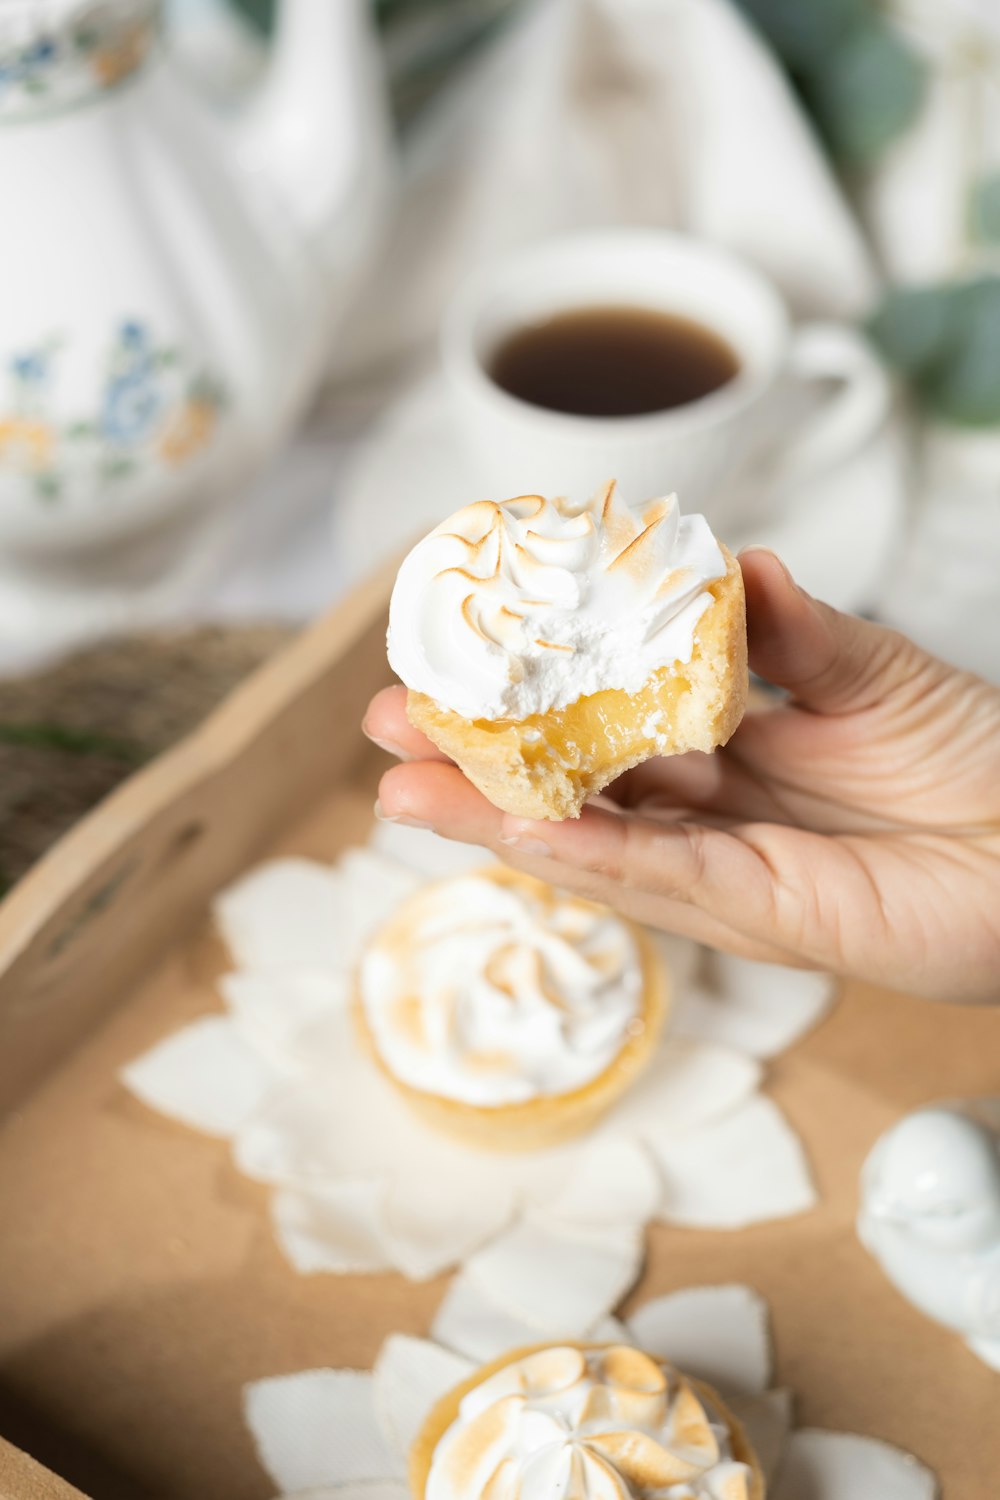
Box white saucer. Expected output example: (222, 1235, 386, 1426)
(334, 373, 907, 614)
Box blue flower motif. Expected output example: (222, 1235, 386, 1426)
(102, 371, 161, 447)
(101, 321, 161, 442)
(10, 350, 48, 384)
(119, 320, 149, 352)
(26, 37, 57, 66)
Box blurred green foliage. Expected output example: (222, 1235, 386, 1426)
(0, 722, 143, 760)
(231, 0, 1000, 424)
(233, 0, 272, 34)
(736, 0, 926, 165)
(970, 171, 1000, 246)
(868, 279, 1000, 426)
(735, 0, 865, 72)
(804, 15, 925, 164)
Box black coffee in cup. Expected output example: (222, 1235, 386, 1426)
(488, 304, 740, 418)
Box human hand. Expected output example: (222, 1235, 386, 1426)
(365, 550, 1000, 1003)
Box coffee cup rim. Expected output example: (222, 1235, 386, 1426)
(441, 227, 790, 439)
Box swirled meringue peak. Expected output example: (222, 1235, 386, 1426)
(359, 869, 644, 1107)
(388, 482, 727, 720)
(426, 1344, 755, 1500)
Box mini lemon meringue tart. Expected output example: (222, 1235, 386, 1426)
(354, 866, 668, 1151)
(410, 1341, 765, 1499)
(388, 481, 747, 820)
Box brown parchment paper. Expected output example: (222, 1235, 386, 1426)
(1, 766, 999, 1499)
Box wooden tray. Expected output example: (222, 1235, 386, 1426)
(0, 561, 998, 1499)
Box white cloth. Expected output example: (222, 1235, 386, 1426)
(883, 421, 1000, 681)
(332, 0, 878, 388)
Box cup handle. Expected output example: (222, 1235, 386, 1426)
(763, 322, 892, 493)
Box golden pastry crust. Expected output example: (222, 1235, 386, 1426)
(407, 546, 747, 821)
(409, 1340, 766, 1499)
(353, 867, 669, 1152)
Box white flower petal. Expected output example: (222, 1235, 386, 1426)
(215, 859, 346, 971)
(235, 1038, 541, 1279)
(235, 1082, 354, 1185)
(120, 1017, 277, 1138)
(382, 1173, 514, 1282)
(373, 1335, 475, 1457)
(271, 1183, 391, 1275)
(650, 1096, 816, 1228)
(967, 1333, 1000, 1370)
(466, 1217, 643, 1336)
(771, 1430, 938, 1500)
(215, 851, 419, 975)
(603, 1039, 762, 1139)
(220, 971, 349, 1069)
(586, 1314, 633, 1344)
(727, 1390, 793, 1484)
(626, 1285, 772, 1394)
(243, 1370, 403, 1491)
(337, 848, 424, 945)
(536, 1138, 661, 1231)
(232, 1018, 412, 1185)
(431, 1271, 554, 1362)
(368, 820, 496, 879)
(676, 954, 836, 1059)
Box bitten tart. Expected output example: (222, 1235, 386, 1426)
(411, 1341, 765, 1499)
(388, 481, 747, 821)
(354, 866, 669, 1151)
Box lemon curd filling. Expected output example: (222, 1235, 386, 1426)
(413, 662, 692, 778)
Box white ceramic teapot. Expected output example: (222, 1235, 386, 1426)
(0, 0, 390, 654)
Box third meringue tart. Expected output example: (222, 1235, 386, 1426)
(388, 481, 747, 821)
(410, 1340, 765, 1499)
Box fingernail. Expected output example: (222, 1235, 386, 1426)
(498, 833, 552, 857)
(373, 799, 432, 830)
(739, 545, 793, 581)
(364, 730, 410, 761)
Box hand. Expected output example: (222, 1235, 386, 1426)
(365, 549, 1000, 1003)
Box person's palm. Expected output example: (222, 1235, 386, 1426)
(366, 551, 1000, 1002)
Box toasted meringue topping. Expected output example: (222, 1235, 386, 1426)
(388, 483, 726, 719)
(358, 869, 644, 1107)
(426, 1345, 754, 1500)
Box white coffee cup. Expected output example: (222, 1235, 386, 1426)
(441, 228, 891, 532)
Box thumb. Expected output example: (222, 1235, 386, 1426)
(739, 547, 920, 714)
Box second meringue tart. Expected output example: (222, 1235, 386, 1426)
(388, 482, 747, 821)
(354, 866, 669, 1151)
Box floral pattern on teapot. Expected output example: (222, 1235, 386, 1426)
(0, 321, 228, 503)
(0, 0, 158, 122)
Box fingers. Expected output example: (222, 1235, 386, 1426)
(611, 741, 800, 826)
(363, 685, 451, 764)
(378, 759, 504, 840)
(739, 548, 922, 715)
(377, 762, 811, 965)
